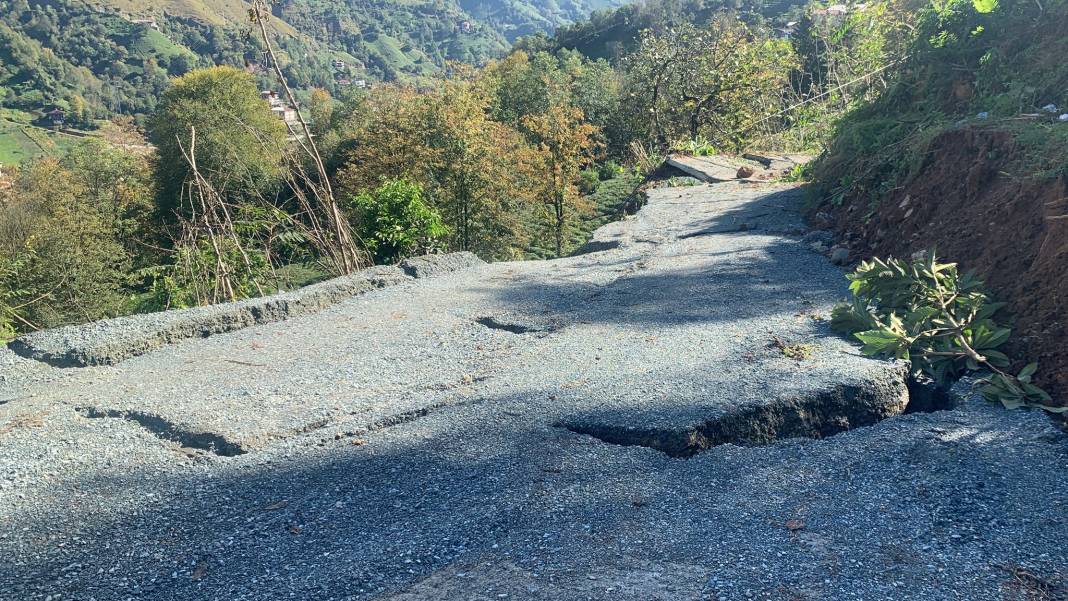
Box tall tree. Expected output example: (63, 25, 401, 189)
(522, 104, 602, 257)
(336, 79, 543, 260)
(624, 16, 796, 149)
(150, 66, 287, 219)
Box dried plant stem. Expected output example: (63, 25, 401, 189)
(249, 0, 363, 274)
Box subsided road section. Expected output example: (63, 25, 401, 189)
(1, 181, 1065, 600)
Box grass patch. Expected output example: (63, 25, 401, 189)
(772, 336, 815, 361)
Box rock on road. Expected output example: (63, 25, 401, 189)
(1, 181, 1065, 601)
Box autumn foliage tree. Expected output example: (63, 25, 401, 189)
(522, 104, 603, 257)
(336, 77, 543, 260)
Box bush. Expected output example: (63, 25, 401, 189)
(831, 251, 1064, 412)
(578, 168, 600, 195)
(349, 180, 449, 264)
(598, 160, 623, 181)
(0, 157, 134, 330)
(0, 254, 23, 341)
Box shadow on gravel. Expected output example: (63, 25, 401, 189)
(482, 245, 841, 329)
(7, 383, 1065, 600)
(3, 401, 655, 599)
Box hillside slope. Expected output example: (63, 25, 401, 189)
(809, 0, 1068, 406)
(0, 0, 621, 129)
(461, 0, 627, 41)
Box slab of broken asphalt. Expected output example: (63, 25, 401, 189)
(1, 181, 1065, 600)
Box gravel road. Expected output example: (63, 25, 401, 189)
(1, 181, 1065, 601)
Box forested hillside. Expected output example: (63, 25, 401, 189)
(0, 0, 625, 130)
(0, 0, 349, 125)
(538, 0, 809, 59)
(460, 0, 626, 41)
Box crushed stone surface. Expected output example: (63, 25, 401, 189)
(1, 182, 1065, 601)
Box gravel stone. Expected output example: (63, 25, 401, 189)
(399, 252, 485, 279)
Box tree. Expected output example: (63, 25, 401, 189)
(61, 139, 155, 264)
(0, 157, 132, 329)
(308, 87, 334, 137)
(349, 179, 448, 264)
(336, 80, 544, 260)
(68, 94, 88, 128)
(522, 104, 603, 257)
(624, 17, 797, 150)
(150, 66, 287, 219)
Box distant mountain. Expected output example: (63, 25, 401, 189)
(0, 0, 621, 126)
(459, 0, 628, 41)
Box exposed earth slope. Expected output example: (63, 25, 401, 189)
(1, 180, 1065, 600)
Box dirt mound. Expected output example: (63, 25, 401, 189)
(813, 127, 1068, 406)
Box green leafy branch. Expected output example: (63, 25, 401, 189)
(831, 250, 1065, 412)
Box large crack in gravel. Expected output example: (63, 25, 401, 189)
(475, 316, 556, 335)
(560, 379, 941, 458)
(77, 407, 247, 457)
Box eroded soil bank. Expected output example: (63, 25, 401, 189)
(812, 126, 1068, 409)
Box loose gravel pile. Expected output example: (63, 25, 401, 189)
(1, 182, 1064, 601)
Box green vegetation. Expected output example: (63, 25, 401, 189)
(624, 17, 796, 150)
(831, 252, 1062, 412)
(350, 180, 449, 264)
(150, 66, 287, 216)
(0, 141, 154, 332)
(812, 0, 1068, 205)
(540, 0, 807, 60)
(0, 120, 47, 165)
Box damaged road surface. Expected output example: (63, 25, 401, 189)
(2, 182, 1066, 601)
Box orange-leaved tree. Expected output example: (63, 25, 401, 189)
(522, 104, 603, 257)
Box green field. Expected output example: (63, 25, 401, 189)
(0, 120, 46, 165)
(0, 120, 79, 166)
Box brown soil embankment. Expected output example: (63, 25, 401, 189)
(813, 127, 1068, 406)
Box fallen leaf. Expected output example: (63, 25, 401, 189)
(287, 525, 302, 535)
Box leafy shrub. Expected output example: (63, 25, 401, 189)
(0, 157, 134, 330)
(598, 160, 623, 181)
(137, 238, 272, 312)
(673, 136, 718, 157)
(578, 168, 601, 195)
(831, 251, 1063, 412)
(349, 180, 449, 264)
(0, 254, 24, 341)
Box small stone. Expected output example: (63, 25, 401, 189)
(830, 247, 850, 265)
